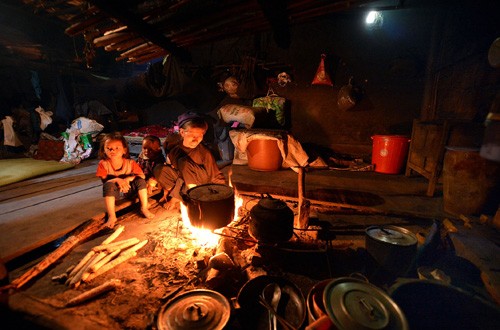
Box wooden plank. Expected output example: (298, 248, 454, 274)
(0, 185, 104, 262)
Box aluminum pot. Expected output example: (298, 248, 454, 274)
(157, 289, 231, 330)
(365, 225, 418, 277)
(184, 184, 234, 230)
(249, 194, 294, 243)
(323, 277, 409, 330)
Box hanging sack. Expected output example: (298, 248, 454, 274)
(312, 54, 333, 86)
(252, 87, 287, 126)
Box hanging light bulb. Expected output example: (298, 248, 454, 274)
(365, 10, 383, 27)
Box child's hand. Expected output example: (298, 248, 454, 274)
(117, 178, 131, 193)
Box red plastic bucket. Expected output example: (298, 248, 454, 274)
(371, 135, 410, 174)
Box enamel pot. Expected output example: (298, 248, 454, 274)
(184, 184, 234, 230)
(249, 194, 294, 243)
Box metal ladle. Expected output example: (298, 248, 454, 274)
(262, 283, 281, 330)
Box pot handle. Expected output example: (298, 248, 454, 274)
(349, 272, 369, 283)
(261, 193, 275, 200)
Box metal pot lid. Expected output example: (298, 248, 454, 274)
(324, 278, 409, 330)
(187, 184, 233, 202)
(258, 197, 288, 210)
(157, 289, 231, 330)
(365, 225, 417, 246)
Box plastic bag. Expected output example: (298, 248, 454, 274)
(217, 104, 256, 128)
(252, 88, 286, 126)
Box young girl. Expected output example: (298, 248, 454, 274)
(96, 132, 154, 228)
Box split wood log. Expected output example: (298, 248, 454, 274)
(84, 240, 148, 282)
(93, 32, 132, 47)
(89, 249, 121, 274)
(106, 37, 144, 52)
(84, 252, 137, 283)
(101, 225, 125, 245)
(92, 238, 140, 252)
(68, 252, 107, 288)
(67, 250, 96, 280)
(65, 279, 122, 307)
(9, 218, 105, 290)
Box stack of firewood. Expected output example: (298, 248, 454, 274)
(52, 225, 148, 288)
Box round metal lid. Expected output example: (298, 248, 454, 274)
(187, 184, 233, 202)
(157, 289, 231, 330)
(365, 225, 417, 246)
(324, 278, 409, 330)
(258, 197, 288, 210)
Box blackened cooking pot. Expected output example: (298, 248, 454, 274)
(184, 184, 234, 230)
(249, 194, 294, 243)
(235, 275, 306, 330)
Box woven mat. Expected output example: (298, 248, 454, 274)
(0, 158, 75, 187)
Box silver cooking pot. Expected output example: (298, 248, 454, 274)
(365, 225, 418, 277)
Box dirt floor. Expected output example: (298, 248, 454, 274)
(2, 191, 441, 330)
(2, 162, 499, 329)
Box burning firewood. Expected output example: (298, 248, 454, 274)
(206, 228, 237, 289)
(65, 279, 122, 307)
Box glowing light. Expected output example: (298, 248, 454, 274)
(365, 11, 383, 26)
(179, 188, 243, 248)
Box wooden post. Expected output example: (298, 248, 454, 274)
(296, 167, 310, 229)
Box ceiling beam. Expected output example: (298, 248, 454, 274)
(88, 0, 191, 61)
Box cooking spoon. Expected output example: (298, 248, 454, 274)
(262, 283, 281, 330)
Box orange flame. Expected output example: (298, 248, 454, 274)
(180, 188, 243, 247)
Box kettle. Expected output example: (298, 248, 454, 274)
(249, 194, 294, 243)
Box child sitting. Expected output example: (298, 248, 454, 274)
(154, 112, 226, 210)
(96, 132, 155, 228)
(137, 135, 166, 195)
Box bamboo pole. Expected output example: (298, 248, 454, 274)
(9, 219, 105, 290)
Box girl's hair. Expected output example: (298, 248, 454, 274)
(143, 135, 161, 146)
(98, 132, 130, 159)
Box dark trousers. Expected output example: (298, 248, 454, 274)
(102, 176, 147, 199)
(154, 159, 210, 200)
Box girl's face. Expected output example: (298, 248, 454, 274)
(104, 139, 126, 159)
(180, 127, 205, 149)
